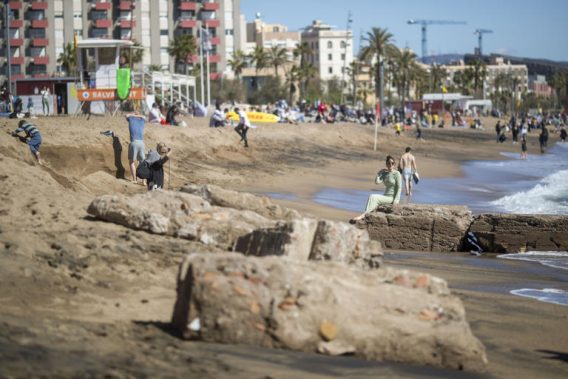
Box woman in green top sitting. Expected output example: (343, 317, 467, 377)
(350, 155, 402, 224)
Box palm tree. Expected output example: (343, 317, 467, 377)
(453, 70, 474, 95)
(167, 34, 197, 74)
(57, 43, 76, 76)
(465, 59, 487, 97)
(268, 46, 289, 76)
(250, 46, 269, 75)
(293, 42, 312, 69)
(228, 49, 246, 80)
(390, 48, 421, 106)
(129, 40, 145, 65)
(429, 64, 448, 93)
(346, 61, 360, 105)
(299, 63, 317, 100)
(286, 65, 301, 103)
(360, 27, 396, 105)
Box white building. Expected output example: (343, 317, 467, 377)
(300, 20, 353, 81)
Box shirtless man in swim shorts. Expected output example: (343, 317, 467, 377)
(399, 147, 417, 197)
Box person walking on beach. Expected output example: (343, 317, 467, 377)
(560, 126, 567, 143)
(234, 107, 250, 148)
(495, 120, 502, 143)
(40, 87, 50, 116)
(126, 112, 146, 183)
(520, 135, 528, 160)
(511, 123, 519, 144)
(349, 155, 401, 224)
(399, 147, 418, 197)
(11, 119, 43, 165)
(539, 127, 547, 153)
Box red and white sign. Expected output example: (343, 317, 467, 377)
(77, 87, 146, 101)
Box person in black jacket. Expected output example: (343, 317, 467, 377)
(146, 142, 172, 190)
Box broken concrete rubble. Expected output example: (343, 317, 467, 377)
(172, 253, 488, 371)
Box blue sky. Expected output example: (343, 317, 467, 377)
(241, 0, 568, 62)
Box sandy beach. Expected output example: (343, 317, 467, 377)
(0, 115, 567, 378)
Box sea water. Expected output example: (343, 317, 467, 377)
(312, 141, 568, 214)
(309, 141, 568, 306)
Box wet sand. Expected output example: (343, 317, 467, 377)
(0, 115, 567, 378)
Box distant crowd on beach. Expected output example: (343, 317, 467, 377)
(492, 113, 567, 158)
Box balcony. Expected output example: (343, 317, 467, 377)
(202, 2, 219, 11)
(179, 19, 197, 28)
(33, 73, 49, 78)
(31, 19, 48, 28)
(179, 2, 197, 11)
(95, 1, 112, 10)
(10, 19, 23, 28)
(95, 19, 112, 28)
(208, 54, 220, 63)
(9, 38, 24, 46)
(33, 56, 49, 65)
(210, 72, 222, 80)
(119, 19, 135, 28)
(31, 38, 48, 46)
(10, 56, 24, 65)
(119, 1, 133, 10)
(9, 1, 22, 10)
(11, 74, 25, 81)
(210, 36, 220, 45)
(203, 19, 219, 28)
(30, 1, 49, 10)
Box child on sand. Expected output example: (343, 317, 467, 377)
(11, 119, 43, 165)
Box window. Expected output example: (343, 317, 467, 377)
(180, 11, 195, 20)
(340, 41, 346, 48)
(90, 10, 107, 21)
(29, 47, 46, 57)
(328, 53, 332, 61)
(341, 54, 345, 60)
(27, 10, 45, 21)
(160, 30, 168, 36)
(327, 41, 332, 49)
(28, 29, 46, 38)
(225, 29, 234, 35)
(328, 67, 333, 74)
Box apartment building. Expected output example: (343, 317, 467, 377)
(300, 20, 353, 81)
(1, 0, 243, 86)
(444, 57, 529, 100)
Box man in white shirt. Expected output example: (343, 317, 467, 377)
(40, 87, 50, 116)
(234, 107, 250, 148)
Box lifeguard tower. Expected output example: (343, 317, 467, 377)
(74, 39, 146, 115)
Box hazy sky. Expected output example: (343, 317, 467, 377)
(241, 0, 568, 62)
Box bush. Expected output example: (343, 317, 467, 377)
(247, 76, 287, 105)
(210, 79, 246, 104)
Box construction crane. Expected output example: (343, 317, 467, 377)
(474, 29, 493, 56)
(407, 19, 467, 62)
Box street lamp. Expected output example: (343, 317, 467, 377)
(3, 0, 12, 94)
(340, 10, 352, 105)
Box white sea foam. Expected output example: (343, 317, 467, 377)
(510, 288, 568, 306)
(490, 169, 568, 214)
(498, 251, 568, 270)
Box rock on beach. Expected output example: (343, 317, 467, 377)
(172, 253, 488, 371)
